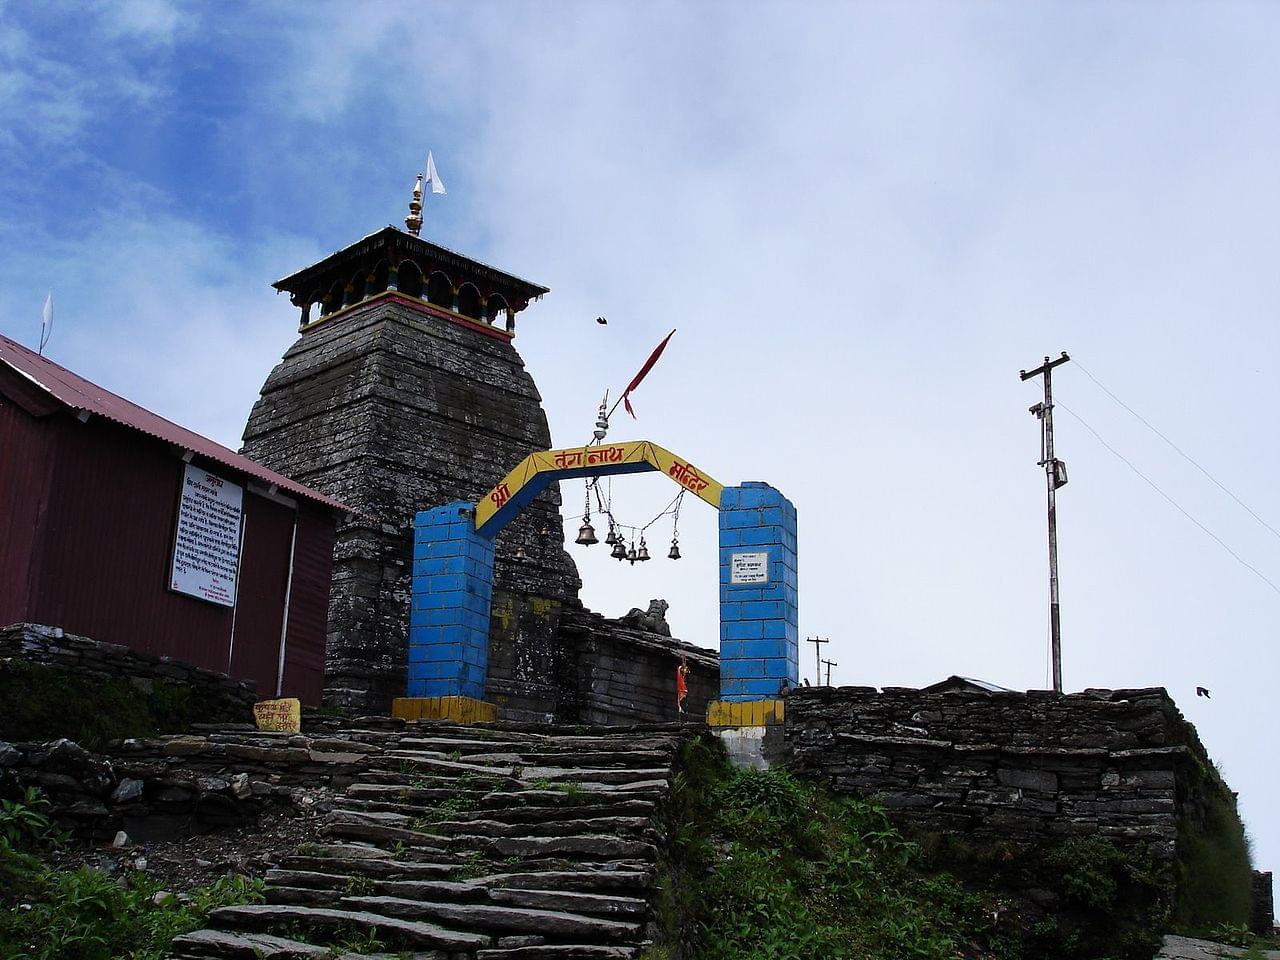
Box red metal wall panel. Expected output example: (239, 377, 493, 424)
(27, 414, 232, 668)
(229, 493, 294, 700)
(278, 505, 334, 705)
(0, 396, 54, 625)
(7, 401, 336, 704)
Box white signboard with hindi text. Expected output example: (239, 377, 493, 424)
(171, 464, 243, 607)
(730, 551, 770, 584)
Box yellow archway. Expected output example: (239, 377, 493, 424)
(474, 439, 723, 535)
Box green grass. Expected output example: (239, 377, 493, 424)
(1174, 781, 1254, 929)
(649, 738, 1020, 960)
(913, 829, 1170, 959)
(0, 789, 265, 960)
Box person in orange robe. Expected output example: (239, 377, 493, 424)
(676, 657, 690, 714)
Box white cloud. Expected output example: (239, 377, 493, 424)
(94, 0, 190, 47)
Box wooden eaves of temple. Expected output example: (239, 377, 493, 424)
(272, 225, 550, 335)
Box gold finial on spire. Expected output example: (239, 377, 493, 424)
(405, 172, 424, 236)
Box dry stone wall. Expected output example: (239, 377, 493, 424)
(557, 607, 719, 725)
(1252, 870, 1275, 934)
(783, 685, 1229, 869)
(484, 598, 719, 724)
(0, 622, 256, 726)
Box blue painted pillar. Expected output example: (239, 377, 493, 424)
(718, 482, 799, 701)
(410, 501, 495, 700)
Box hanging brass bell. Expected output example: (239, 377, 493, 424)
(514, 544, 529, 562)
(626, 543, 638, 564)
(636, 539, 650, 562)
(611, 538, 628, 560)
(605, 527, 617, 546)
(668, 539, 681, 560)
(575, 519, 598, 546)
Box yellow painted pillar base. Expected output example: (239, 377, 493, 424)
(391, 695, 496, 723)
(706, 699, 785, 727)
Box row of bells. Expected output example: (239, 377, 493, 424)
(575, 518, 681, 562)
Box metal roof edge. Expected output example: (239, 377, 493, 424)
(0, 334, 356, 517)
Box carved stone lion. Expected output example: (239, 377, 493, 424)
(621, 598, 671, 636)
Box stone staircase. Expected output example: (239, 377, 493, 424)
(170, 722, 688, 960)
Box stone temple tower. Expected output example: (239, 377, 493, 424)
(242, 224, 581, 714)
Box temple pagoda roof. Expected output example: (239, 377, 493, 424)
(272, 225, 549, 308)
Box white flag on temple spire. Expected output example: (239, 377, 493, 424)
(39, 290, 52, 355)
(425, 151, 446, 195)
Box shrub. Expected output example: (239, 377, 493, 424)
(1175, 785, 1254, 928)
(0, 868, 264, 960)
(649, 737, 1019, 960)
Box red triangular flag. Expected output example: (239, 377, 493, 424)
(621, 329, 675, 418)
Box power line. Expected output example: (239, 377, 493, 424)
(1055, 400, 1280, 597)
(1072, 358, 1280, 542)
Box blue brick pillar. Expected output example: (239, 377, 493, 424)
(718, 482, 799, 701)
(410, 501, 495, 700)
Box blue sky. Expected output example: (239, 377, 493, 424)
(2, 1, 1278, 898)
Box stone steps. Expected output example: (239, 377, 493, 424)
(169, 927, 419, 959)
(376, 752, 672, 785)
(262, 870, 648, 919)
(353, 772, 670, 797)
(327, 807, 653, 839)
(277, 856, 651, 892)
(336, 793, 657, 822)
(169, 720, 686, 959)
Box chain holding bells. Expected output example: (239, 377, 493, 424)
(575, 485, 598, 546)
(561, 400, 687, 563)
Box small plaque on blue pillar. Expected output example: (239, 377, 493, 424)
(730, 552, 769, 584)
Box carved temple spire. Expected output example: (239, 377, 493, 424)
(405, 173, 424, 237)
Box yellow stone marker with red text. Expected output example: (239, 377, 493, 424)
(253, 697, 301, 733)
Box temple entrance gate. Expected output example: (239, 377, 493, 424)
(396, 440, 798, 724)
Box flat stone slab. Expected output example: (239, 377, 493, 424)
(208, 903, 490, 949)
(341, 895, 640, 941)
(368, 878, 648, 918)
(486, 835, 656, 861)
(170, 927, 449, 959)
(1156, 935, 1280, 959)
(475, 870, 651, 892)
(476, 947, 638, 960)
(281, 855, 458, 879)
(170, 928, 341, 958)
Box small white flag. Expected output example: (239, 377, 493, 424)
(425, 151, 446, 195)
(39, 290, 53, 354)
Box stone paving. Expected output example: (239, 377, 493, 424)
(169, 722, 687, 959)
(1157, 935, 1280, 959)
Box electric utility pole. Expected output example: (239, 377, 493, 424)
(1020, 352, 1070, 695)
(822, 659, 837, 687)
(806, 636, 829, 687)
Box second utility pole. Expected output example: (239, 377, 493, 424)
(1020, 352, 1070, 694)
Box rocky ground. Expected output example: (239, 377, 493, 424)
(44, 800, 332, 894)
(1157, 935, 1280, 959)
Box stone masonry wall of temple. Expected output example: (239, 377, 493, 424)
(241, 297, 581, 713)
(242, 294, 718, 718)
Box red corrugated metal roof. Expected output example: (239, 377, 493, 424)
(0, 333, 351, 514)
